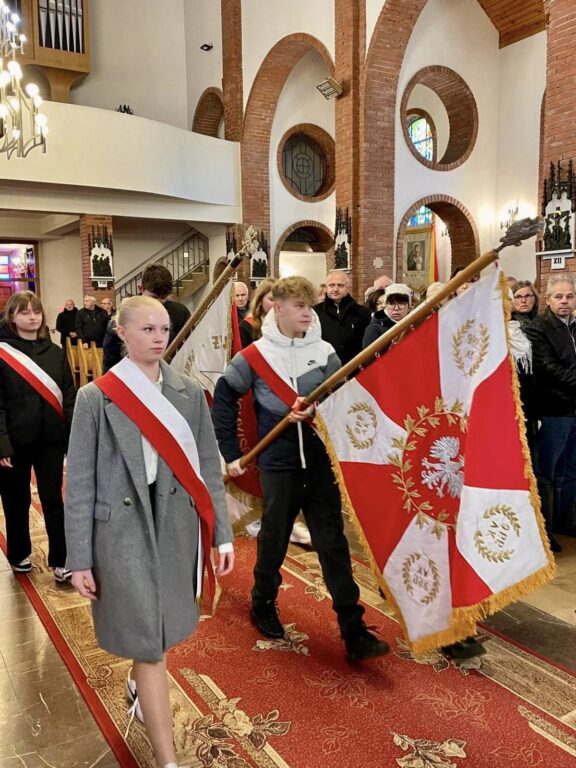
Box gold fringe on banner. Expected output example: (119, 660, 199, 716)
(313, 271, 556, 656)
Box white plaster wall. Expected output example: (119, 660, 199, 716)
(495, 32, 546, 282)
(71, 0, 188, 129)
(269, 50, 336, 265)
(279, 251, 327, 286)
(241, 0, 334, 108)
(395, 0, 500, 274)
(407, 84, 450, 161)
(366, 0, 382, 54)
(184, 0, 224, 130)
(39, 236, 83, 336)
(112, 220, 192, 278)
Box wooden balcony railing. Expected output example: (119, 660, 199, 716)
(15, 0, 90, 103)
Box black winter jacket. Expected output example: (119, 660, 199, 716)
(314, 294, 370, 364)
(55, 307, 78, 345)
(0, 326, 76, 456)
(362, 311, 396, 349)
(75, 306, 108, 346)
(525, 309, 576, 416)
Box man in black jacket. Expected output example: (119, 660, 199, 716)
(314, 270, 370, 364)
(526, 275, 576, 551)
(75, 295, 108, 348)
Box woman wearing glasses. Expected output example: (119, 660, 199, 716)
(362, 283, 412, 349)
(509, 280, 539, 462)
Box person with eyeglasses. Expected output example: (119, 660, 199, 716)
(508, 281, 539, 469)
(362, 283, 412, 349)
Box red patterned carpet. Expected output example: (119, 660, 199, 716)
(2, 505, 576, 767)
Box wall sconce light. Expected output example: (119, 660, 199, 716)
(316, 77, 343, 100)
(200, 43, 213, 51)
(441, 226, 449, 238)
(500, 203, 519, 231)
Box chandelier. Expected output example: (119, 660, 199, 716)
(0, 2, 47, 158)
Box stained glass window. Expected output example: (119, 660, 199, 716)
(409, 206, 433, 228)
(408, 115, 433, 162)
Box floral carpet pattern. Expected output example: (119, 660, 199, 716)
(1, 501, 576, 767)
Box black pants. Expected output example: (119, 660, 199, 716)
(254, 454, 364, 637)
(0, 442, 67, 568)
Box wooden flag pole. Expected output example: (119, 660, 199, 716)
(164, 227, 259, 364)
(231, 217, 544, 472)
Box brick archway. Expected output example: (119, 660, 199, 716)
(273, 220, 334, 278)
(396, 195, 480, 277)
(242, 34, 335, 259)
(359, 0, 428, 292)
(192, 87, 225, 136)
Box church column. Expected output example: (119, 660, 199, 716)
(79, 214, 115, 303)
(334, 0, 364, 294)
(539, 1, 576, 288)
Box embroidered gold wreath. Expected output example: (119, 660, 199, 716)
(474, 504, 521, 563)
(402, 552, 440, 605)
(452, 319, 489, 378)
(388, 398, 467, 539)
(345, 402, 377, 450)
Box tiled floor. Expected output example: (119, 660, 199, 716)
(1, 531, 575, 767)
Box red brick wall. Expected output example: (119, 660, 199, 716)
(335, 0, 364, 295)
(192, 87, 225, 136)
(241, 34, 334, 260)
(221, 0, 243, 142)
(79, 214, 115, 303)
(358, 0, 428, 295)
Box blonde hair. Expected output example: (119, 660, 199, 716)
(4, 291, 48, 339)
(115, 295, 168, 328)
(272, 276, 317, 305)
(248, 278, 276, 340)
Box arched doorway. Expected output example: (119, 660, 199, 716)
(396, 195, 480, 287)
(274, 222, 334, 288)
(192, 87, 225, 137)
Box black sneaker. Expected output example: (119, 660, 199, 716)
(344, 624, 390, 662)
(12, 557, 32, 573)
(442, 636, 486, 660)
(548, 534, 562, 553)
(250, 600, 285, 639)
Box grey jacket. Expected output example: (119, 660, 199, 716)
(64, 361, 232, 661)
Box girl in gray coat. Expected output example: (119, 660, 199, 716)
(65, 296, 234, 768)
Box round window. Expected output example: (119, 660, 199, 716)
(282, 133, 327, 197)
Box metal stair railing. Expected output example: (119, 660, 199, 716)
(114, 228, 210, 302)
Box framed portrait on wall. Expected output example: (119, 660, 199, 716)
(403, 227, 431, 281)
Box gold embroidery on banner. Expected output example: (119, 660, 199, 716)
(388, 399, 467, 538)
(452, 319, 489, 378)
(345, 401, 377, 450)
(401, 552, 440, 605)
(474, 504, 521, 563)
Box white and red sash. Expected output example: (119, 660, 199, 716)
(0, 341, 64, 419)
(241, 344, 299, 410)
(94, 358, 216, 599)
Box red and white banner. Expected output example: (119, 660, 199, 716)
(0, 341, 64, 419)
(170, 282, 235, 399)
(316, 269, 554, 653)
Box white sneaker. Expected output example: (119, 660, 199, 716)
(53, 567, 72, 583)
(126, 672, 144, 723)
(245, 520, 262, 538)
(12, 557, 32, 573)
(290, 522, 311, 545)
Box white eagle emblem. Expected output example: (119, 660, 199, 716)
(421, 437, 464, 499)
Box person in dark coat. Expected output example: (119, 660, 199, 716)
(75, 294, 108, 348)
(362, 283, 412, 348)
(140, 263, 191, 344)
(65, 295, 233, 768)
(526, 275, 576, 553)
(55, 299, 78, 346)
(314, 270, 370, 364)
(0, 291, 76, 582)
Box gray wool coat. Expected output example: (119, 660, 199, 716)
(64, 361, 232, 661)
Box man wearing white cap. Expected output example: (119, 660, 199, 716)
(362, 283, 412, 348)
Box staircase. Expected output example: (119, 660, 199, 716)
(114, 228, 210, 304)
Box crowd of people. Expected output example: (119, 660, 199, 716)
(0, 263, 572, 768)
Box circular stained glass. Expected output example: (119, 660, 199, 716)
(282, 133, 326, 197)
